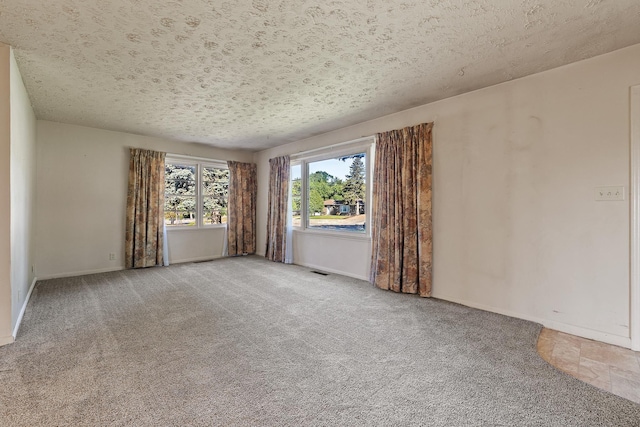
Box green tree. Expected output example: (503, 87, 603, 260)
(308, 189, 325, 215)
(342, 156, 366, 214)
(291, 177, 301, 213)
(308, 171, 334, 214)
(330, 178, 344, 202)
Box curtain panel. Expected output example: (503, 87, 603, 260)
(125, 148, 166, 269)
(370, 122, 434, 297)
(265, 156, 290, 262)
(227, 161, 257, 256)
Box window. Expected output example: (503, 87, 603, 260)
(291, 164, 302, 227)
(165, 158, 229, 228)
(291, 139, 373, 235)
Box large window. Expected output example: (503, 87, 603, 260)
(165, 158, 229, 227)
(291, 139, 372, 235)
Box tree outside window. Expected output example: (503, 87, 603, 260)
(165, 160, 229, 227)
(292, 150, 368, 233)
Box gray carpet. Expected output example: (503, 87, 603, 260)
(1, 256, 639, 426)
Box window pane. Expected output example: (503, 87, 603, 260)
(306, 153, 366, 233)
(203, 196, 227, 224)
(164, 195, 196, 226)
(165, 164, 196, 196)
(291, 164, 301, 227)
(165, 163, 196, 227)
(202, 167, 229, 226)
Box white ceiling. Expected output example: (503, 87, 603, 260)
(1, 0, 639, 151)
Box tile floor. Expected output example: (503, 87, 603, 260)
(537, 328, 640, 404)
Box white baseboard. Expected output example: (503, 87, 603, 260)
(435, 294, 632, 349)
(37, 266, 125, 281)
(170, 255, 224, 265)
(294, 261, 369, 281)
(12, 276, 38, 339)
(38, 256, 226, 279)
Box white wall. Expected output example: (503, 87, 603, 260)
(0, 44, 12, 345)
(9, 48, 37, 332)
(166, 227, 227, 264)
(292, 232, 371, 280)
(36, 121, 252, 279)
(255, 43, 640, 347)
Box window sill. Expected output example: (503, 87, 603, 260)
(166, 225, 227, 232)
(292, 227, 371, 241)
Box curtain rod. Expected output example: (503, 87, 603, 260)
(163, 152, 228, 165)
(127, 147, 224, 164)
(289, 135, 375, 159)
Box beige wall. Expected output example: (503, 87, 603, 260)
(0, 44, 12, 345)
(255, 43, 640, 347)
(35, 121, 252, 279)
(10, 48, 37, 333)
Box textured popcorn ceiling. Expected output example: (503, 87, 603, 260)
(1, 1, 639, 150)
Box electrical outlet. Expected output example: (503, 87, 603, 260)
(109, 253, 116, 261)
(595, 186, 625, 201)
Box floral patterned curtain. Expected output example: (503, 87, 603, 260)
(227, 161, 257, 256)
(265, 156, 290, 262)
(370, 122, 433, 297)
(125, 148, 166, 268)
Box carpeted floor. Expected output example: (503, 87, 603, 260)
(1, 256, 639, 426)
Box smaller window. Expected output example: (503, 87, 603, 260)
(165, 159, 229, 228)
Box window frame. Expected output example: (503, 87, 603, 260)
(164, 155, 229, 230)
(290, 137, 374, 239)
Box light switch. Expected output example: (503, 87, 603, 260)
(595, 186, 625, 201)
